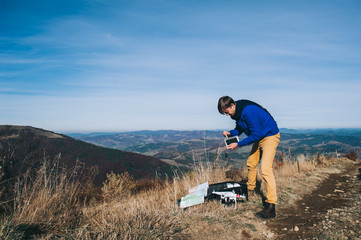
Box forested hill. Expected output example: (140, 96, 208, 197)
(0, 125, 174, 185)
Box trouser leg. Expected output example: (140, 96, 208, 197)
(247, 141, 260, 191)
(260, 133, 280, 204)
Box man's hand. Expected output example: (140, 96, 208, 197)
(226, 142, 238, 150)
(223, 131, 230, 137)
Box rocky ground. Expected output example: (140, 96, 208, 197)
(267, 160, 361, 239)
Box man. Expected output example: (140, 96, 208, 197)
(218, 96, 280, 219)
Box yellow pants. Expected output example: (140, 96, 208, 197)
(247, 133, 280, 204)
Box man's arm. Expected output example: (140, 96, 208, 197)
(229, 129, 240, 137)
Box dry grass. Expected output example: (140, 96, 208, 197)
(0, 155, 86, 239)
(0, 153, 356, 239)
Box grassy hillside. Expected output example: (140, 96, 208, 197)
(1, 126, 360, 239)
(0, 151, 359, 239)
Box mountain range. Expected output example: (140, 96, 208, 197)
(69, 128, 361, 167)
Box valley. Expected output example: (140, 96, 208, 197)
(69, 128, 361, 168)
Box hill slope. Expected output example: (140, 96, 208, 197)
(0, 125, 174, 185)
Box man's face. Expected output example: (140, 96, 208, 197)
(223, 104, 236, 116)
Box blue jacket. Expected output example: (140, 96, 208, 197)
(229, 100, 279, 147)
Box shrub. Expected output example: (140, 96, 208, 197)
(102, 171, 136, 201)
(344, 151, 358, 161)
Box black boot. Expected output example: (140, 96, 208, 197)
(256, 203, 276, 219)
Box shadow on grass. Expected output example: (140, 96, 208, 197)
(15, 224, 44, 239)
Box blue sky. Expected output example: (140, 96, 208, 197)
(1, 0, 361, 132)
